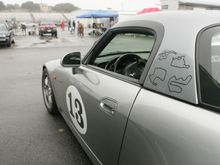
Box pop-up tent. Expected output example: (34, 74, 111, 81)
(77, 10, 118, 18)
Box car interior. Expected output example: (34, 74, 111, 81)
(89, 32, 155, 79)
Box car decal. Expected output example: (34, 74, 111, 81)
(168, 75, 192, 93)
(66, 86, 87, 135)
(170, 56, 190, 69)
(158, 50, 177, 60)
(149, 67, 167, 86)
(148, 50, 192, 94)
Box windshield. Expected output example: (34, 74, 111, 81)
(0, 24, 7, 31)
(99, 33, 154, 57)
(40, 22, 54, 25)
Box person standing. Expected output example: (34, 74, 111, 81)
(68, 20, 71, 31)
(61, 20, 65, 31)
(77, 21, 84, 37)
(21, 23, 26, 36)
(71, 20, 76, 34)
(72, 21, 76, 30)
(79, 23, 84, 37)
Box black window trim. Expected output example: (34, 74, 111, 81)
(196, 23, 220, 112)
(82, 20, 164, 86)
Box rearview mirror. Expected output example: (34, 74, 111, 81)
(61, 52, 81, 67)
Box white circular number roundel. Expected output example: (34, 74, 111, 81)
(66, 86, 87, 134)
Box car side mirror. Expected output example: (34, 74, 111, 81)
(61, 52, 81, 67)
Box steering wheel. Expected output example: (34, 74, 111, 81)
(124, 58, 146, 79)
(114, 54, 142, 74)
(105, 57, 119, 71)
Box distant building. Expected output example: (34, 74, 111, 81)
(161, 0, 220, 10)
(40, 3, 49, 12)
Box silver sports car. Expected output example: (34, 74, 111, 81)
(42, 11, 220, 165)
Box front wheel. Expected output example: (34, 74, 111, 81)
(42, 68, 58, 114)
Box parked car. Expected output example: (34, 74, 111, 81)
(0, 22, 14, 47)
(38, 21, 57, 38)
(42, 11, 220, 165)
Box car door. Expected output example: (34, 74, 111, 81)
(62, 27, 157, 165)
(119, 25, 220, 165)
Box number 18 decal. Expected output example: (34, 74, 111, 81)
(66, 86, 87, 134)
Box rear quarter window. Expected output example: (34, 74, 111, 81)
(197, 26, 220, 109)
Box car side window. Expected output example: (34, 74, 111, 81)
(88, 31, 155, 79)
(198, 26, 220, 108)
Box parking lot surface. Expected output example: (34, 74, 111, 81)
(0, 29, 96, 165)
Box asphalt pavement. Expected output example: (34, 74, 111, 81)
(0, 29, 97, 165)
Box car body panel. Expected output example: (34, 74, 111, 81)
(119, 89, 220, 165)
(130, 11, 220, 103)
(40, 24, 56, 28)
(44, 61, 103, 165)
(50, 64, 141, 165)
(42, 11, 220, 165)
(141, 12, 220, 104)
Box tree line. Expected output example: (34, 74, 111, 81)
(0, 1, 79, 12)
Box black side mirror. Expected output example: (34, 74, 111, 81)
(61, 52, 81, 67)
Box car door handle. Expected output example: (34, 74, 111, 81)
(99, 98, 118, 116)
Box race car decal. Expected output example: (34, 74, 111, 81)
(170, 56, 190, 69)
(158, 50, 177, 60)
(168, 75, 192, 93)
(148, 50, 192, 94)
(66, 86, 87, 135)
(149, 67, 167, 86)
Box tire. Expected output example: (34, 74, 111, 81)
(42, 68, 58, 114)
(7, 41, 11, 47)
(7, 38, 12, 47)
(54, 32, 57, 38)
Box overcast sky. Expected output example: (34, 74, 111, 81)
(2, 0, 161, 11)
(2, 0, 220, 11)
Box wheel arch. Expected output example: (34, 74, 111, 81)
(42, 59, 61, 92)
(42, 59, 61, 75)
(42, 59, 61, 112)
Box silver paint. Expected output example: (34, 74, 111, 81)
(43, 11, 220, 165)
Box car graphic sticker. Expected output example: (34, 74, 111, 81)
(66, 86, 87, 135)
(158, 50, 177, 60)
(149, 67, 167, 86)
(168, 75, 192, 93)
(148, 49, 193, 95)
(171, 56, 190, 69)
